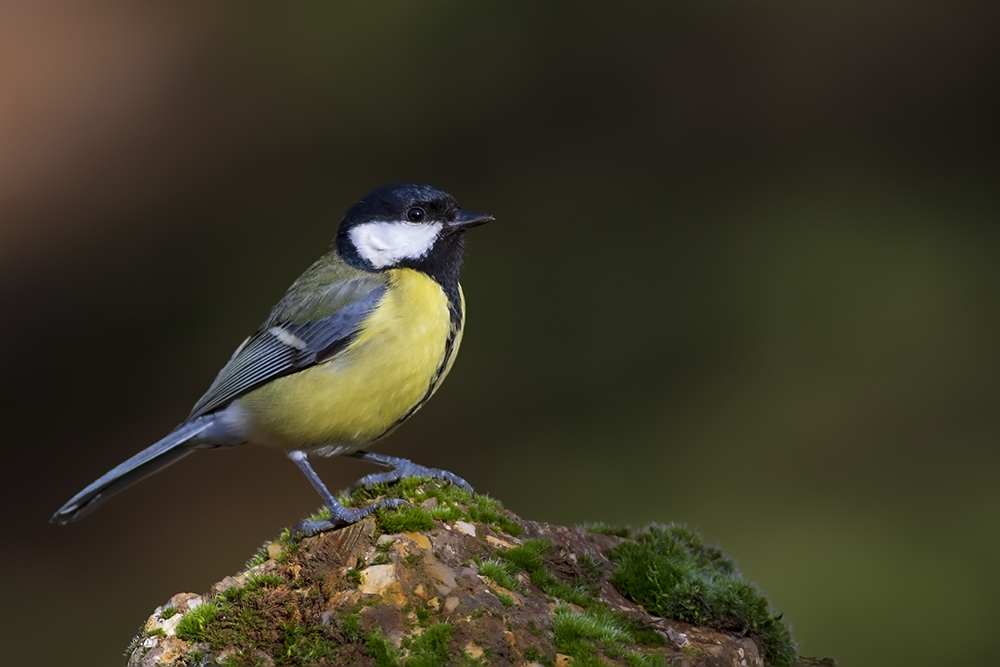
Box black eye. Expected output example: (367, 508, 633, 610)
(406, 207, 426, 222)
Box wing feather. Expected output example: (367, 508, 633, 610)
(188, 276, 386, 419)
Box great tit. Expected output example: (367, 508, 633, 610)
(52, 183, 493, 534)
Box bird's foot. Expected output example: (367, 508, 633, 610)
(349, 452, 474, 494)
(291, 497, 408, 538)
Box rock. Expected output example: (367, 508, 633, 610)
(487, 534, 515, 549)
(422, 553, 457, 591)
(454, 520, 476, 536)
(464, 641, 484, 659)
(127, 636, 189, 667)
(167, 593, 202, 612)
(124, 480, 832, 667)
(210, 575, 243, 596)
(403, 531, 431, 550)
(358, 563, 396, 595)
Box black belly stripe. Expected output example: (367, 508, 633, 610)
(376, 234, 467, 441)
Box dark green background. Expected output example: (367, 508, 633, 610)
(2, 3, 997, 666)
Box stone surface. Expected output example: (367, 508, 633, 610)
(124, 485, 832, 667)
(358, 563, 396, 595)
(454, 520, 476, 536)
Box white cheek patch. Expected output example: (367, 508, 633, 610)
(350, 221, 443, 268)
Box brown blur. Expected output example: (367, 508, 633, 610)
(2, 3, 998, 666)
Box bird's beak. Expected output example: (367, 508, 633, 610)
(449, 210, 495, 231)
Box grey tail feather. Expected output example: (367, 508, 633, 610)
(51, 417, 216, 524)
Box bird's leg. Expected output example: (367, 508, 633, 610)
(348, 450, 474, 494)
(287, 450, 406, 536)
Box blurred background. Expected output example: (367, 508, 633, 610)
(2, 2, 998, 666)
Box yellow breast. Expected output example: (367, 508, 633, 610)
(238, 268, 462, 450)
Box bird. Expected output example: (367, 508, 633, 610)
(52, 183, 493, 535)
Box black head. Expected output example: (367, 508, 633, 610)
(336, 183, 493, 275)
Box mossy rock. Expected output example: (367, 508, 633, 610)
(126, 479, 832, 667)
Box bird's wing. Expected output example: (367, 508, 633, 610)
(187, 274, 387, 420)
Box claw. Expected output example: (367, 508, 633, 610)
(286, 449, 472, 538)
(349, 456, 474, 494)
(292, 497, 409, 538)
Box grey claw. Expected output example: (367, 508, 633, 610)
(292, 497, 409, 538)
(349, 458, 474, 494)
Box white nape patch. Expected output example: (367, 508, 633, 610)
(268, 326, 306, 350)
(349, 221, 443, 268)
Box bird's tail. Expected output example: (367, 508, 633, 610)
(51, 417, 216, 524)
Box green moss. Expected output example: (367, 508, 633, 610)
(377, 504, 435, 533)
(487, 539, 666, 665)
(429, 505, 464, 522)
(186, 649, 204, 665)
(496, 539, 589, 606)
(467, 495, 522, 536)
(365, 629, 400, 667)
(278, 622, 333, 664)
(342, 477, 521, 537)
(552, 605, 631, 647)
(304, 505, 333, 524)
(144, 627, 167, 638)
(159, 606, 178, 620)
(496, 540, 546, 581)
(477, 558, 519, 592)
(341, 613, 362, 642)
(166, 572, 363, 666)
(576, 553, 604, 589)
(245, 573, 284, 591)
(344, 566, 364, 587)
(583, 523, 632, 538)
(124, 624, 145, 659)
(622, 651, 670, 667)
(496, 593, 515, 608)
(245, 544, 271, 569)
(608, 524, 797, 667)
(551, 605, 669, 667)
(261, 527, 300, 565)
(220, 585, 247, 604)
(406, 623, 454, 667)
(415, 606, 431, 625)
(372, 552, 392, 565)
(176, 602, 218, 643)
